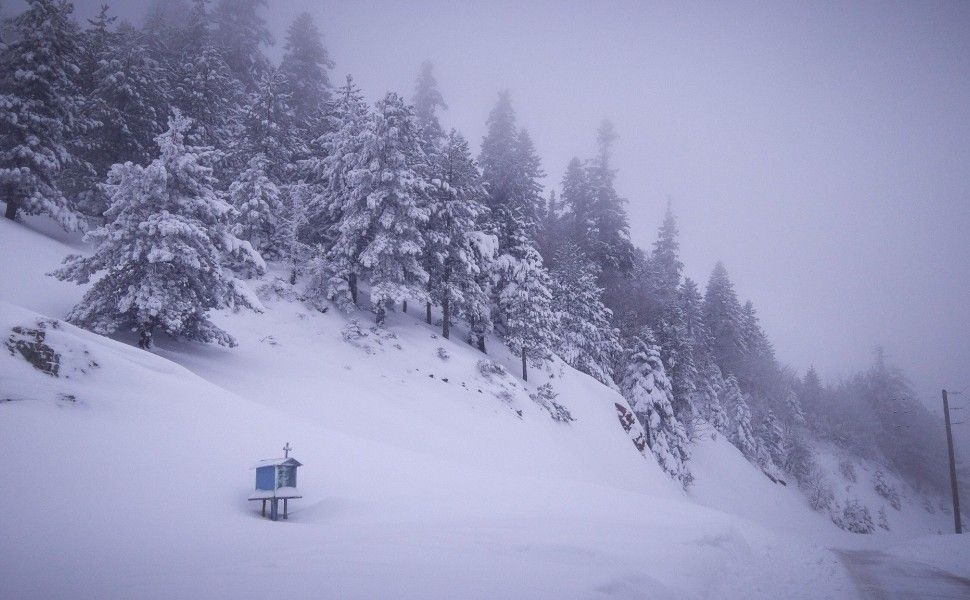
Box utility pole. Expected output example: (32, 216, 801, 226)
(943, 389, 962, 534)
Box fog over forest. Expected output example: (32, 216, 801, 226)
(2, 1, 969, 597)
(39, 0, 969, 409)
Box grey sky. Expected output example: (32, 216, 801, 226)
(31, 1, 970, 407)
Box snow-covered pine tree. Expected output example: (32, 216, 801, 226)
(211, 0, 272, 91)
(479, 91, 545, 251)
(758, 407, 785, 468)
(229, 153, 282, 263)
(278, 182, 311, 284)
(70, 19, 171, 218)
(649, 206, 696, 425)
(54, 111, 263, 348)
(279, 11, 333, 135)
(236, 67, 299, 184)
(301, 75, 369, 248)
(0, 0, 88, 228)
(697, 362, 728, 435)
(618, 326, 691, 486)
(412, 60, 448, 320)
(425, 130, 490, 340)
(585, 120, 634, 288)
(492, 213, 557, 381)
(703, 261, 747, 377)
(721, 374, 757, 459)
(550, 244, 621, 387)
(558, 156, 593, 255)
(171, 0, 242, 157)
(412, 60, 446, 156)
(345, 92, 430, 325)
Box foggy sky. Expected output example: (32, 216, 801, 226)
(23, 1, 970, 410)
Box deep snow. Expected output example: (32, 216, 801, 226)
(1, 216, 966, 599)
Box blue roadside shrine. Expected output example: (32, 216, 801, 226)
(249, 443, 302, 521)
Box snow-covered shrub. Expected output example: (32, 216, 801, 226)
(436, 347, 450, 361)
(873, 470, 901, 510)
(255, 278, 300, 304)
(477, 359, 508, 381)
(340, 320, 374, 355)
(922, 497, 936, 514)
(839, 460, 857, 483)
(801, 466, 835, 512)
(529, 383, 574, 423)
(834, 498, 874, 534)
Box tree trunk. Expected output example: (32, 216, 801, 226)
(289, 268, 297, 285)
(402, 300, 407, 313)
(375, 301, 386, 326)
(349, 273, 358, 305)
(477, 334, 486, 353)
(442, 293, 450, 339)
(521, 347, 528, 381)
(137, 326, 153, 350)
(4, 196, 18, 221)
(426, 302, 432, 324)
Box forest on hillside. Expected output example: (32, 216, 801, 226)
(0, 0, 950, 532)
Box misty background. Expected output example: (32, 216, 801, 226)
(21, 0, 969, 410)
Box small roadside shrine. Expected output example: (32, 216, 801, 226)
(249, 443, 302, 521)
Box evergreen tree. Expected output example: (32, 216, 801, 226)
(412, 60, 446, 155)
(300, 76, 370, 309)
(759, 407, 785, 467)
(618, 327, 691, 486)
(479, 91, 545, 248)
(278, 182, 311, 284)
(236, 67, 298, 183)
(229, 153, 281, 262)
(585, 120, 634, 287)
(492, 217, 557, 380)
(279, 11, 333, 132)
(70, 20, 170, 218)
(550, 244, 621, 387)
(425, 130, 490, 339)
(698, 361, 728, 435)
(334, 92, 430, 325)
(721, 374, 757, 458)
(0, 0, 87, 227)
(703, 261, 747, 376)
(54, 112, 262, 348)
(558, 156, 593, 251)
(171, 0, 243, 153)
(211, 0, 272, 91)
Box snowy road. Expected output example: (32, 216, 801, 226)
(838, 550, 970, 599)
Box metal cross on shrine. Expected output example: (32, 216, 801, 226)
(283, 442, 292, 458)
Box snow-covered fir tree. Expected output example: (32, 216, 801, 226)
(235, 68, 298, 184)
(721, 374, 758, 459)
(618, 327, 691, 486)
(758, 407, 786, 468)
(424, 130, 491, 340)
(211, 0, 272, 91)
(278, 182, 311, 284)
(550, 244, 621, 387)
(70, 20, 170, 218)
(229, 153, 282, 263)
(334, 92, 431, 325)
(54, 111, 263, 348)
(703, 261, 747, 376)
(492, 215, 557, 380)
(279, 11, 332, 134)
(585, 120, 634, 289)
(301, 75, 369, 248)
(0, 0, 88, 228)
(171, 0, 242, 155)
(412, 60, 446, 156)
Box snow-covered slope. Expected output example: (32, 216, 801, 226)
(0, 217, 963, 599)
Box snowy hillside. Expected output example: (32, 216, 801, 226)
(2, 216, 965, 600)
